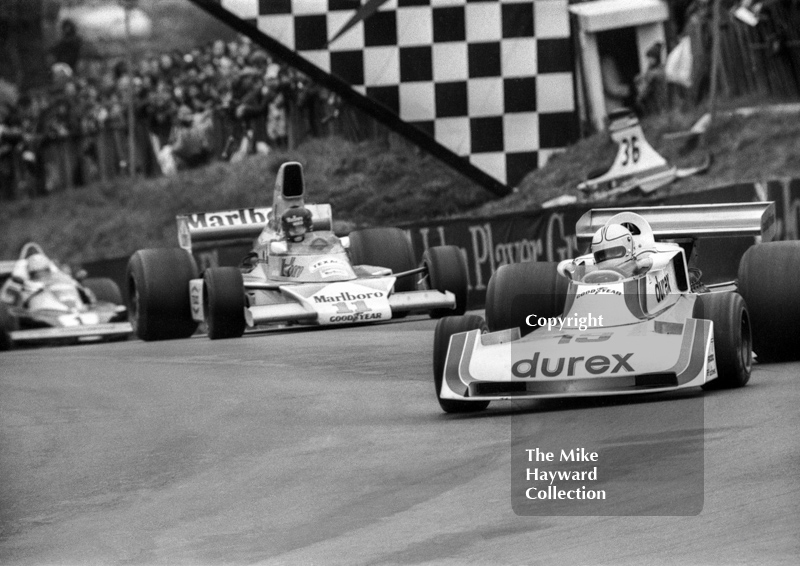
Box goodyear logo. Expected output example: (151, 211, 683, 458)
(575, 286, 622, 300)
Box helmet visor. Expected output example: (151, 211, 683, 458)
(594, 245, 628, 264)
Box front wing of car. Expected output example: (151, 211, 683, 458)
(189, 277, 457, 327)
(10, 322, 132, 345)
(440, 318, 715, 402)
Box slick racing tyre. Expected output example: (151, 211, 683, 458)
(693, 292, 752, 389)
(203, 267, 246, 340)
(348, 227, 416, 293)
(486, 262, 567, 336)
(433, 315, 490, 413)
(127, 248, 199, 341)
(83, 277, 123, 305)
(738, 241, 800, 361)
(423, 246, 469, 318)
(0, 303, 17, 351)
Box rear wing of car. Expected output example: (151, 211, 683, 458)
(176, 161, 335, 251)
(575, 202, 776, 242)
(176, 204, 333, 251)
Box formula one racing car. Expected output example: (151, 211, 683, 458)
(433, 202, 793, 413)
(127, 161, 468, 340)
(0, 243, 130, 349)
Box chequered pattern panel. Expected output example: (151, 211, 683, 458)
(220, 0, 577, 187)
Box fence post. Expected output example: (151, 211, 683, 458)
(704, 0, 721, 149)
(97, 128, 109, 182)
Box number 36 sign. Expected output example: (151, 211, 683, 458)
(577, 110, 709, 197)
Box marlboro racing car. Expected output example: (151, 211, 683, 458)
(0, 243, 130, 350)
(127, 161, 468, 341)
(433, 201, 796, 413)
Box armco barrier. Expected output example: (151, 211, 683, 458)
(83, 179, 800, 311)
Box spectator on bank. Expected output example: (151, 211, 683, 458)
(0, 99, 21, 199)
(1, 33, 337, 198)
(49, 19, 83, 71)
(1, 93, 39, 199)
(169, 105, 213, 170)
(601, 54, 633, 114)
(635, 42, 667, 115)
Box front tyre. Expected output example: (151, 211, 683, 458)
(433, 315, 490, 413)
(348, 227, 416, 293)
(693, 292, 752, 389)
(127, 248, 199, 341)
(203, 267, 246, 340)
(486, 262, 567, 336)
(423, 246, 469, 318)
(738, 241, 800, 360)
(82, 277, 123, 305)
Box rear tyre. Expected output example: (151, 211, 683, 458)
(423, 246, 468, 318)
(433, 315, 490, 413)
(127, 248, 199, 341)
(738, 241, 800, 360)
(486, 262, 567, 336)
(693, 292, 752, 389)
(83, 277, 123, 304)
(203, 267, 246, 340)
(0, 303, 17, 351)
(348, 227, 416, 293)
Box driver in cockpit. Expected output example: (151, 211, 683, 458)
(591, 224, 636, 270)
(281, 206, 313, 243)
(25, 253, 52, 282)
(1, 253, 53, 307)
(558, 224, 654, 280)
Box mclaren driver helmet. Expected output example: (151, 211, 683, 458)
(281, 206, 313, 241)
(27, 253, 50, 280)
(591, 224, 635, 269)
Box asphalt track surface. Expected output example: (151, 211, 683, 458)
(1, 314, 798, 565)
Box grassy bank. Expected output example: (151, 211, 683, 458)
(2, 102, 799, 265)
(0, 137, 490, 264)
(476, 104, 800, 217)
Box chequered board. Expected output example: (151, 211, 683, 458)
(218, 0, 577, 187)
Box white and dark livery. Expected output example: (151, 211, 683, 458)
(127, 161, 468, 341)
(433, 201, 794, 413)
(0, 243, 130, 350)
(577, 109, 710, 198)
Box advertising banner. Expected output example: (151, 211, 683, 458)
(85, 180, 800, 311)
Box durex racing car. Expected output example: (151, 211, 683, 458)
(433, 202, 793, 413)
(127, 161, 469, 340)
(0, 243, 131, 349)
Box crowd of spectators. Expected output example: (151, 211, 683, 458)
(1, 21, 341, 198)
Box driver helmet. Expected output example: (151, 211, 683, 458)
(27, 253, 50, 280)
(591, 224, 635, 269)
(281, 206, 313, 241)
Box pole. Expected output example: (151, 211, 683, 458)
(123, 0, 136, 178)
(704, 0, 722, 148)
